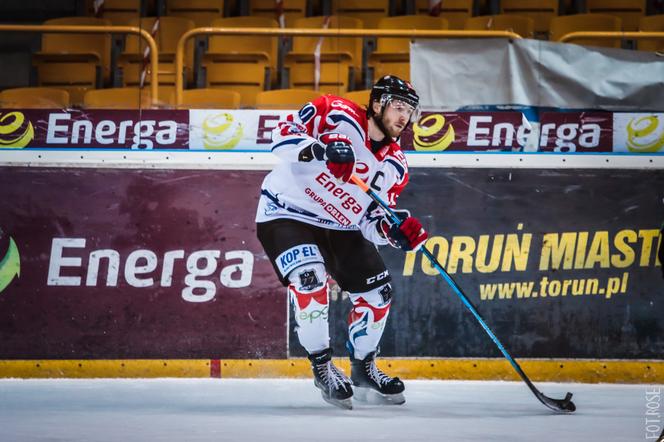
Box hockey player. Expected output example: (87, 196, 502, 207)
(255, 75, 428, 409)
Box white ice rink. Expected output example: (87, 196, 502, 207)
(0, 378, 655, 442)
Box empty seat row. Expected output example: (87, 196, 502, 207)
(0, 86, 370, 110)
(85, 0, 658, 32)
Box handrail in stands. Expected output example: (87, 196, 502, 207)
(559, 31, 664, 44)
(0, 25, 160, 105)
(174, 27, 523, 106)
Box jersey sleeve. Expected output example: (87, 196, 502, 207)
(270, 97, 329, 163)
(359, 147, 410, 246)
(358, 202, 390, 246)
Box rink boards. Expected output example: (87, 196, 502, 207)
(0, 152, 662, 381)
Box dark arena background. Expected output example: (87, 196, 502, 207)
(0, 1, 663, 441)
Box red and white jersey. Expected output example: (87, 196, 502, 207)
(256, 95, 410, 245)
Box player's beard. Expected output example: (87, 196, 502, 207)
(382, 115, 405, 138)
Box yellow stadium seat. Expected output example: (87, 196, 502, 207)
(120, 16, 195, 89)
(166, 0, 225, 27)
(0, 87, 70, 109)
(550, 14, 623, 48)
(464, 14, 535, 38)
(500, 0, 559, 35)
(369, 15, 448, 83)
(255, 89, 323, 109)
(206, 17, 279, 74)
(203, 17, 278, 106)
(172, 88, 241, 109)
(205, 62, 269, 107)
(285, 52, 354, 95)
(637, 14, 664, 52)
(86, 0, 150, 25)
(249, 0, 307, 27)
(285, 15, 364, 92)
(83, 87, 153, 109)
(332, 0, 390, 28)
(342, 89, 370, 107)
(586, 0, 645, 31)
(414, 0, 473, 29)
(292, 16, 364, 71)
(32, 17, 112, 106)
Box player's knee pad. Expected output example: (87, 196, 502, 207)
(347, 283, 393, 359)
(287, 263, 330, 354)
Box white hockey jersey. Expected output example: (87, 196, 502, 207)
(256, 95, 410, 246)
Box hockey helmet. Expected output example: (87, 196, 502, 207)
(369, 75, 420, 123)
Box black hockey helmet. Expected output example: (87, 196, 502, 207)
(368, 75, 420, 122)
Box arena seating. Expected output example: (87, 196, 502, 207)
(255, 88, 322, 108)
(120, 16, 195, 94)
(464, 14, 535, 38)
(332, 0, 392, 28)
(87, 0, 152, 25)
(166, 0, 225, 27)
(550, 13, 623, 48)
(32, 17, 111, 106)
(173, 88, 242, 108)
(342, 89, 370, 107)
(369, 15, 449, 82)
(83, 86, 153, 108)
(638, 14, 664, 51)
(250, 0, 307, 26)
(3, 0, 664, 109)
(203, 16, 278, 106)
(284, 15, 363, 93)
(585, 0, 646, 31)
(413, 0, 474, 29)
(500, 0, 559, 36)
(0, 87, 70, 109)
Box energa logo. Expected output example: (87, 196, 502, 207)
(202, 112, 243, 150)
(412, 114, 455, 151)
(0, 112, 34, 148)
(626, 115, 664, 153)
(0, 235, 20, 294)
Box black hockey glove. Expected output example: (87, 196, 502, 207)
(298, 133, 355, 183)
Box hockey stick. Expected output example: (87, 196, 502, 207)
(350, 174, 576, 413)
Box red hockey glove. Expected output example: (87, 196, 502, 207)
(319, 133, 355, 183)
(379, 210, 428, 251)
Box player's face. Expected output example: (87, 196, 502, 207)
(381, 98, 415, 137)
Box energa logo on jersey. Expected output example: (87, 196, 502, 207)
(0, 234, 20, 294)
(614, 113, 664, 153)
(0, 112, 34, 148)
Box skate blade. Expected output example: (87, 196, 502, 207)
(353, 387, 405, 405)
(320, 392, 353, 410)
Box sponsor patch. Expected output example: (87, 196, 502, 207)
(276, 244, 323, 277)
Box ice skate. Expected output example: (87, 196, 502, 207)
(308, 349, 354, 410)
(350, 351, 405, 405)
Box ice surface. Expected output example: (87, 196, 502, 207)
(0, 378, 650, 441)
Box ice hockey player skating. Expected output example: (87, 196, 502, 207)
(256, 76, 427, 409)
